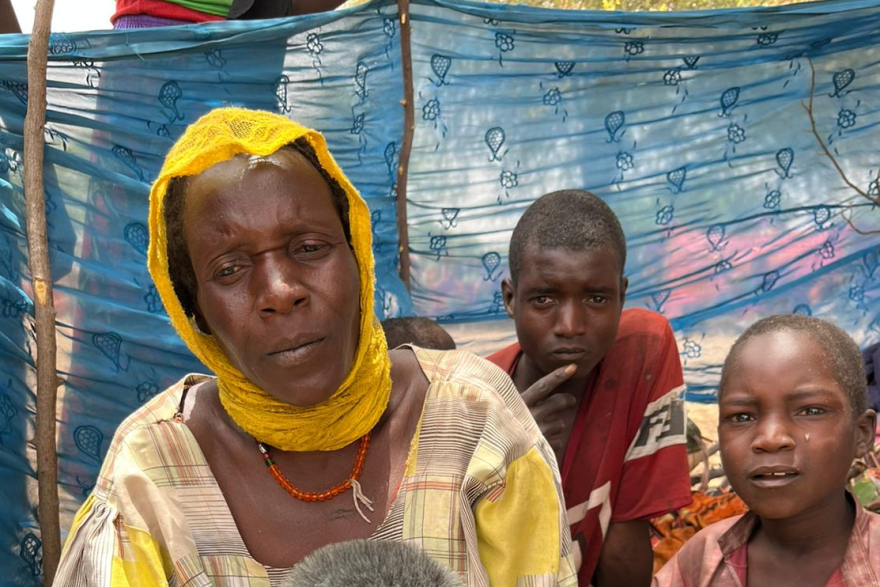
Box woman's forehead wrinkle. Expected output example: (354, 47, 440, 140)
(189, 151, 313, 205)
(241, 147, 311, 178)
(188, 159, 337, 248)
(188, 148, 308, 194)
(245, 151, 289, 173)
(189, 157, 246, 197)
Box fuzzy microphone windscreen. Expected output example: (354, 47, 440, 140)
(285, 540, 463, 587)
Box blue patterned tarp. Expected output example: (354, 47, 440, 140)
(404, 0, 880, 399)
(1, 0, 879, 583)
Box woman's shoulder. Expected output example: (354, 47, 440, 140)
(412, 347, 526, 403)
(93, 373, 212, 496)
(114, 374, 208, 436)
(409, 347, 543, 463)
(416, 347, 531, 402)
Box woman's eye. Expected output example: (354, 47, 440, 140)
(295, 242, 328, 255)
(587, 295, 607, 305)
(216, 265, 239, 278)
(727, 413, 753, 423)
(534, 296, 551, 305)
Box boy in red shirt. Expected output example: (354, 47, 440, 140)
(488, 190, 692, 586)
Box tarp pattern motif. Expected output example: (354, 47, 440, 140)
(1, 0, 879, 583)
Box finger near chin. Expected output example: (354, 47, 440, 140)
(541, 426, 565, 439)
(543, 417, 565, 430)
(537, 393, 575, 410)
(532, 406, 562, 422)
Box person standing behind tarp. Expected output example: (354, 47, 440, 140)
(0, 0, 21, 34)
(111, 0, 348, 29)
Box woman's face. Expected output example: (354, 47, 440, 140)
(182, 149, 361, 407)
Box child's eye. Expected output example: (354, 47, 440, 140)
(726, 413, 754, 423)
(800, 407, 827, 416)
(586, 295, 607, 305)
(533, 296, 552, 306)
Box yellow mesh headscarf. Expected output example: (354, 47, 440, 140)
(147, 107, 391, 452)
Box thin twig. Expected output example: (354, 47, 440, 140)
(801, 58, 880, 235)
(23, 0, 61, 583)
(841, 206, 880, 236)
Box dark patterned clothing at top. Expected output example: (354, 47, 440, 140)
(488, 308, 693, 586)
(653, 494, 879, 587)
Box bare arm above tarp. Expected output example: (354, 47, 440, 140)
(0, 0, 22, 34)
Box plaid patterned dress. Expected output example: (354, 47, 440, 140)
(55, 348, 578, 587)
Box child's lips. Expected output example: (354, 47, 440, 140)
(748, 466, 800, 488)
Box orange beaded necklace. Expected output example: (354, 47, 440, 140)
(256, 433, 372, 505)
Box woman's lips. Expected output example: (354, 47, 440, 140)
(267, 338, 325, 367)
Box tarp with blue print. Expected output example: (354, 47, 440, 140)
(1, 0, 879, 583)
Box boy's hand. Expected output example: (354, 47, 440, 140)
(521, 364, 577, 457)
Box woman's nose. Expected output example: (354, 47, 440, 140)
(255, 257, 308, 315)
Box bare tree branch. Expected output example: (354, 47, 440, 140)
(23, 0, 62, 582)
(801, 58, 880, 235)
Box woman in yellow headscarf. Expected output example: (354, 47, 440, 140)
(54, 108, 578, 587)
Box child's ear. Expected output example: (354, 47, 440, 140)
(501, 278, 516, 320)
(619, 276, 628, 306)
(854, 409, 877, 458)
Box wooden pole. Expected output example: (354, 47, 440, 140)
(395, 0, 415, 291)
(23, 0, 61, 584)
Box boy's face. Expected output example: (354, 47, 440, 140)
(718, 330, 875, 521)
(502, 244, 626, 382)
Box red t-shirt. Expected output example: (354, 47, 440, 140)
(488, 308, 692, 585)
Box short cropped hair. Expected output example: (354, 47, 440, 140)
(164, 138, 351, 319)
(509, 190, 626, 285)
(285, 540, 462, 587)
(719, 314, 867, 418)
(381, 317, 456, 351)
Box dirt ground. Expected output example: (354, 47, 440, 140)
(686, 401, 725, 485)
(687, 402, 719, 445)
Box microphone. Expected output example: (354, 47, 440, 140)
(286, 540, 462, 587)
